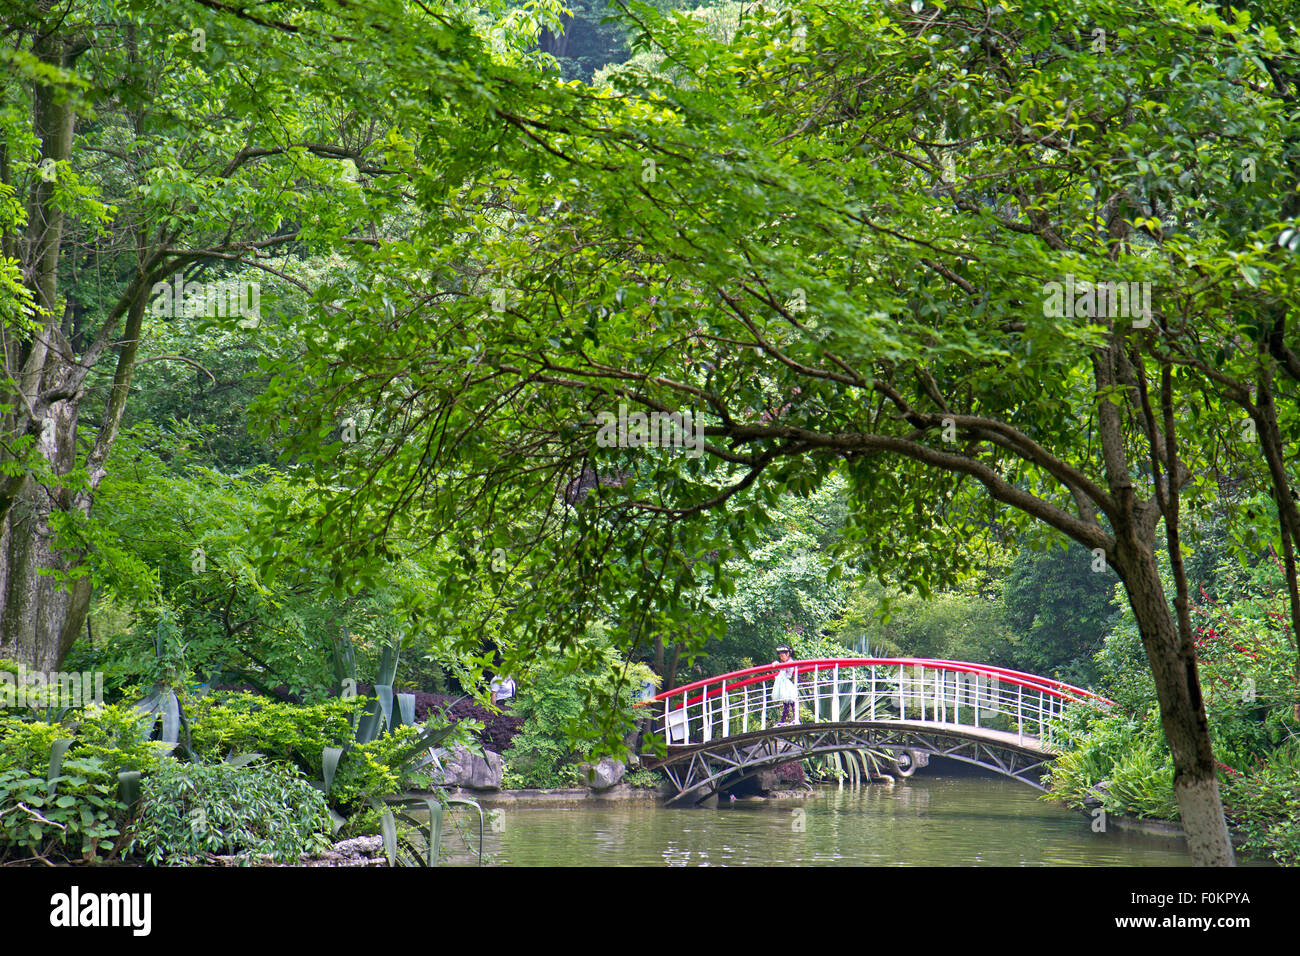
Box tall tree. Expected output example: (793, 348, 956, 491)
(0, 0, 556, 670)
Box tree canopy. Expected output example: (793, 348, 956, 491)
(2, 0, 1298, 866)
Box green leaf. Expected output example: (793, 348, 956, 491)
(47, 738, 74, 793)
(322, 746, 344, 797)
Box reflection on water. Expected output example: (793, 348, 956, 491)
(441, 774, 1206, 866)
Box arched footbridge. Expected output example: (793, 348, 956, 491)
(637, 659, 1112, 806)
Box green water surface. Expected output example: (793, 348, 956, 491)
(441, 773, 1211, 866)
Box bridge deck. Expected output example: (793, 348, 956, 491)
(882, 719, 1051, 754)
(655, 723, 1050, 759)
(650, 718, 1053, 761)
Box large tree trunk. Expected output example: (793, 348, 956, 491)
(539, 22, 571, 59)
(1113, 535, 1235, 866)
(0, 393, 85, 671)
(1251, 364, 1300, 720)
(0, 33, 107, 673)
(0, 496, 76, 672)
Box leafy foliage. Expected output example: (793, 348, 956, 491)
(126, 759, 333, 865)
(186, 691, 458, 811)
(1043, 708, 1179, 820)
(1002, 543, 1119, 684)
(0, 755, 123, 864)
(1224, 741, 1300, 866)
(503, 627, 656, 787)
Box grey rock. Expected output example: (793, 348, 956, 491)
(297, 836, 387, 867)
(208, 836, 389, 867)
(329, 836, 384, 859)
(434, 745, 506, 790)
(581, 757, 626, 790)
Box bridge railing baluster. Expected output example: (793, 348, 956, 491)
(1016, 683, 1023, 745)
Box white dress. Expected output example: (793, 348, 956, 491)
(772, 661, 798, 703)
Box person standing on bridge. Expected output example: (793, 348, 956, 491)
(772, 645, 798, 724)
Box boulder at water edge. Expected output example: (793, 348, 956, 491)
(434, 745, 506, 790)
(581, 757, 626, 790)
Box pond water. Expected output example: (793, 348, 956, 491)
(441, 770, 1208, 866)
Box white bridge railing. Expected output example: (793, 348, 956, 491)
(639, 658, 1111, 752)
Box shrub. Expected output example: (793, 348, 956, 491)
(188, 692, 361, 776)
(1224, 741, 1300, 866)
(624, 767, 665, 789)
(0, 705, 170, 777)
(502, 631, 655, 789)
(1044, 708, 1177, 819)
(70, 704, 173, 774)
(0, 716, 70, 773)
(127, 759, 333, 864)
(188, 690, 464, 813)
(501, 760, 583, 791)
(329, 724, 439, 810)
(0, 756, 122, 864)
(1105, 733, 1179, 819)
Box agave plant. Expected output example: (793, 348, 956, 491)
(373, 793, 484, 867)
(134, 612, 193, 758)
(320, 633, 484, 866)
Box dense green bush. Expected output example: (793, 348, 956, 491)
(0, 705, 171, 778)
(1043, 708, 1178, 819)
(0, 756, 123, 863)
(502, 677, 591, 788)
(188, 691, 360, 776)
(188, 691, 444, 810)
(127, 759, 333, 864)
(624, 767, 665, 790)
(330, 725, 439, 809)
(1223, 742, 1300, 866)
(70, 704, 174, 774)
(0, 705, 171, 863)
(0, 716, 70, 773)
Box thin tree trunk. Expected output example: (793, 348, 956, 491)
(1275, 529, 1300, 722)
(1252, 367, 1300, 718)
(1097, 345, 1234, 865)
(1112, 537, 1235, 866)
